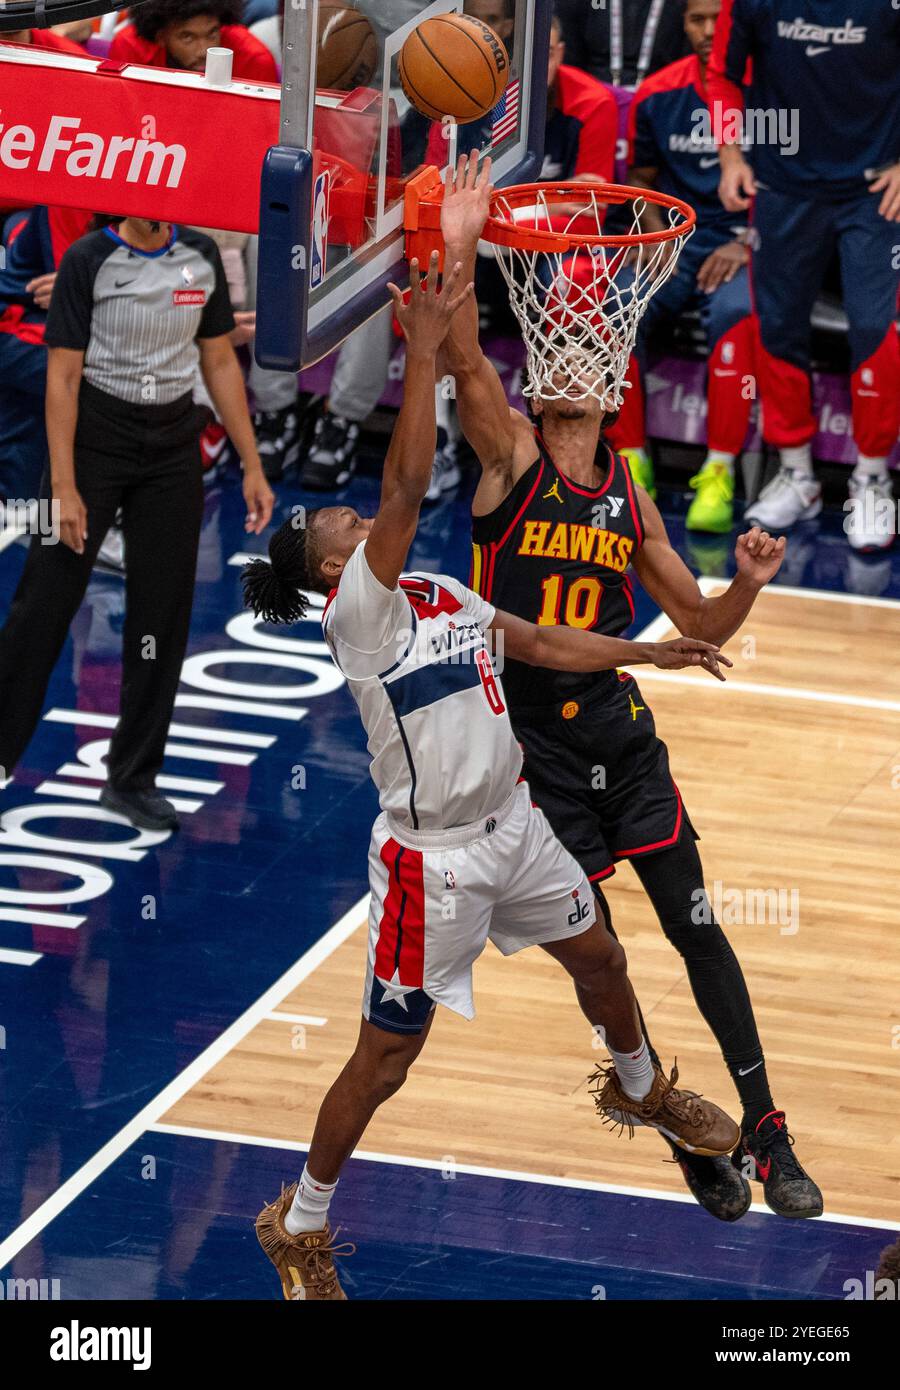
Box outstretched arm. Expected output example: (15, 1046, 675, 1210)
(632, 490, 785, 644)
(363, 253, 472, 591)
(487, 609, 732, 681)
(439, 153, 539, 510)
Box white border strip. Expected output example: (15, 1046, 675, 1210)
(0, 893, 370, 1272)
(265, 1011, 328, 1026)
(148, 1120, 900, 1233)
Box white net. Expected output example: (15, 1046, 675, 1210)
(487, 184, 694, 407)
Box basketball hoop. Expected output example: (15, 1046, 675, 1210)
(405, 173, 696, 406)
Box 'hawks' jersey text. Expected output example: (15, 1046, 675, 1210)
(471, 434, 645, 708)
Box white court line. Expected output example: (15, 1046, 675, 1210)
(717, 579, 900, 610)
(0, 946, 41, 967)
(265, 1012, 328, 1026)
(0, 893, 369, 1273)
(629, 577, 900, 709)
(622, 668, 900, 713)
(149, 1120, 900, 1234)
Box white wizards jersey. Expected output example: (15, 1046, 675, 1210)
(322, 541, 523, 832)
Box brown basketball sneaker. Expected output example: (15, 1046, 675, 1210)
(588, 1061, 740, 1156)
(255, 1183, 355, 1300)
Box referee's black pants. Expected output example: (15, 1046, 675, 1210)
(0, 381, 204, 793)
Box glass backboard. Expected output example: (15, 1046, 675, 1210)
(255, 0, 551, 371)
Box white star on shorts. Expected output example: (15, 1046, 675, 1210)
(375, 969, 419, 1011)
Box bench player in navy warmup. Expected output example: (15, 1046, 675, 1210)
(709, 0, 900, 551)
(439, 152, 823, 1223)
(243, 254, 742, 1299)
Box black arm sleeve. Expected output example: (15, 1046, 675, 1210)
(43, 239, 97, 351)
(197, 242, 236, 340)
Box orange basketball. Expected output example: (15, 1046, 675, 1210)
(399, 13, 509, 123)
(317, 4, 378, 91)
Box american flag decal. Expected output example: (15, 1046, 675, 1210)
(490, 79, 520, 146)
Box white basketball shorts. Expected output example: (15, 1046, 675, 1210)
(362, 780, 593, 1033)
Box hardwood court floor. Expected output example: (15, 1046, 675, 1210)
(162, 588, 900, 1224)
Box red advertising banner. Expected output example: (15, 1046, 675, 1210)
(0, 45, 280, 232)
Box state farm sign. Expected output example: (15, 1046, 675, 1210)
(0, 45, 279, 232)
(0, 116, 187, 188)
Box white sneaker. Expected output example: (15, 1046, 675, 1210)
(844, 474, 895, 552)
(425, 441, 461, 504)
(744, 468, 822, 529)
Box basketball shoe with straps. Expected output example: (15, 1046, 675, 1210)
(256, 1183, 356, 1300)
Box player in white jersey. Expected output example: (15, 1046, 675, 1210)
(243, 254, 739, 1301)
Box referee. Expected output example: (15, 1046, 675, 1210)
(0, 214, 274, 831)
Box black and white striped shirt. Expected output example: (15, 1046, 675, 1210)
(44, 225, 234, 406)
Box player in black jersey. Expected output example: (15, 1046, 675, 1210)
(439, 152, 822, 1222)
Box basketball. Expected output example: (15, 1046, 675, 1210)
(399, 14, 509, 123)
(317, 4, 378, 91)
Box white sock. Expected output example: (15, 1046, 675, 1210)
(609, 1038, 655, 1102)
(852, 454, 889, 484)
(284, 1164, 338, 1235)
(779, 444, 813, 477)
(702, 450, 735, 472)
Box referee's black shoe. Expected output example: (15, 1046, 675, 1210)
(100, 786, 180, 832)
(732, 1110, 823, 1218)
(668, 1143, 752, 1222)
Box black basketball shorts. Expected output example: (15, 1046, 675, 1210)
(510, 671, 698, 886)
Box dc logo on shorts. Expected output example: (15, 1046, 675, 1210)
(444, 870, 456, 890)
(484, 818, 497, 835)
(567, 889, 590, 926)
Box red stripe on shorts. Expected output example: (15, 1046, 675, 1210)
(376, 838, 426, 987)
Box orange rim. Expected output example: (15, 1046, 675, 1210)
(483, 181, 696, 252)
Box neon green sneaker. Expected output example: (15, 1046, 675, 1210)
(619, 447, 656, 499)
(686, 460, 735, 533)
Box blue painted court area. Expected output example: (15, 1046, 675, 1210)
(1, 457, 898, 1299)
(18, 1129, 895, 1302)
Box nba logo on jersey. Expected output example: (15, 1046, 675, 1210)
(310, 169, 330, 290)
(444, 870, 456, 890)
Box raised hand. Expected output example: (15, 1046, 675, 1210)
(735, 526, 786, 587)
(387, 251, 473, 357)
(440, 151, 494, 254)
(650, 638, 733, 682)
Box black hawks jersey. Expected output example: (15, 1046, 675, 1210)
(471, 433, 645, 709)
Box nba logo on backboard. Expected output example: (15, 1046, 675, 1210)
(310, 169, 330, 290)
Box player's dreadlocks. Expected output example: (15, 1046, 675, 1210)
(241, 511, 327, 625)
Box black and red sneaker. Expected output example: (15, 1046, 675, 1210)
(669, 1144, 752, 1222)
(732, 1111, 823, 1218)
